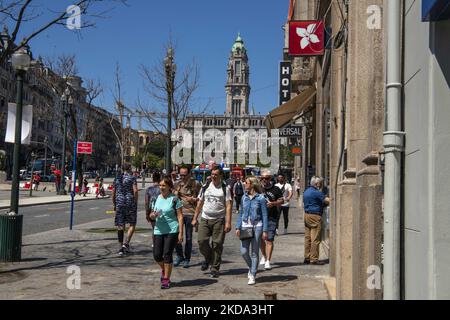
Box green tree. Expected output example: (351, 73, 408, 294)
(145, 138, 165, 158)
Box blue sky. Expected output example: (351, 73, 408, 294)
(17, 0, 287, 129)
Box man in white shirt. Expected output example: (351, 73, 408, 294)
(192, 166, 232, 278)
(275, 174, 293, 235)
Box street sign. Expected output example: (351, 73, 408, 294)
(278, 125, 302, 137)
(279, 61, 292, 105)
(77, 141, 92, 154)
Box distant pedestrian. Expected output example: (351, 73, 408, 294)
(112, 163, 139, 256)
(82, 177, 89, 197)
(259, 170, 284, 271)
(275, 174, 293, 235)
(233, 176, 245, 213)
(150, 176, 183, 289)
(173, 166, 201, 268)
(54, 170, 61, 194)
(33, 172, 40, 191)
(145, 171, 161, 245)
(192, 166, 232, 278)
(295, 178, 301, 199)
(235, 176, 268, 285)
(303, 176, 330, 265)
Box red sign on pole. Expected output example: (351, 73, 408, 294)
(289, 20, 325, 56)
(77, 141, 93, 154)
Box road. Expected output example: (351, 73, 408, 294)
(0, 189, 147, 236)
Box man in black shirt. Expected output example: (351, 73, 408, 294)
(259, 169, 284, 270)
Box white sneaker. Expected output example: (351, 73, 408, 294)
(259, 257, 266, 265)
(248, 275, 256, 285)
(248, 270, 252, 279)
(264, 260, 272, 270)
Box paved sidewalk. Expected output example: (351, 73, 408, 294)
(0, 198, 330, 300)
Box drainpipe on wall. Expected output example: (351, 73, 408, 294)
(383, 0, 405, 300)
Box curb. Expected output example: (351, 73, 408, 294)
(0, 195, 111, 210)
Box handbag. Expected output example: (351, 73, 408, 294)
(239, 227, 255, 241)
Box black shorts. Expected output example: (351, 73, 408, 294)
(153, 233, 179, 264)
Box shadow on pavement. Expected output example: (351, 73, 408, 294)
(255, 275, 298, 283)
(217, 268, 249, 276)
(271, 261, 303, 269)
(19, 257, 47, 262)
(173, 278, 218, 287)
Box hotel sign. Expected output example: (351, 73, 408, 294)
(279, 61, 292, 106)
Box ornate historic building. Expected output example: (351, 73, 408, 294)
(181, 34, 265, 132)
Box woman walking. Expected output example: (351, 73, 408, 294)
(235, 176, 268, 285)
(149, 176, 183, 289)
(112, 163, 138, 256)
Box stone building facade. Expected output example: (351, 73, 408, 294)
(181, 34, 266, 165)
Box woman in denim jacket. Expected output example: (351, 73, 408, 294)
(235, 176, 269, 285)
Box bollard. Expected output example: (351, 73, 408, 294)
(264, 292, 277, 300)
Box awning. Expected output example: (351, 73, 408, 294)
(264, 86, 316, 129)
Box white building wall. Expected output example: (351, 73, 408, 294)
(403, 0, 450, 300)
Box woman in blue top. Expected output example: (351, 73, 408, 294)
(235, 176, 268, 285)
(149, 176, 183, 289)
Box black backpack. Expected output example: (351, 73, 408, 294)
(234, 181, 244, 196)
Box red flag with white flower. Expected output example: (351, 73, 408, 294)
(289, 20, 325, 56)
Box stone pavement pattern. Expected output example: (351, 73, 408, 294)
(0, 199, 330, 300)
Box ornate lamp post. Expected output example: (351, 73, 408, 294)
(164, 48, 176, 176)
(0, 46, 31, 262)
(59, 88, 73, 195)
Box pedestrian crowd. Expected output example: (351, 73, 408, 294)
(112, 163, 330, 289)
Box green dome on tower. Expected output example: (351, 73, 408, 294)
(231, 32, 246, 54)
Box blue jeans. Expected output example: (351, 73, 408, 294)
(240, 226, 263, 276)
(175, 215, 193, 260)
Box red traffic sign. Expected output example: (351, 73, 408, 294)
(289, 20, 325, 56)
(77, 141, 93, 154)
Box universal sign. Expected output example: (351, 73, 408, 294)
(278, 124, 302, 137)
(279, 61, 292, 105)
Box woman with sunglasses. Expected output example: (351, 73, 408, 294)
(149, 176, 183, 289)
(235, 176, 268, 285)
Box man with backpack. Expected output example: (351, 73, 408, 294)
(192, 166, 232, 278)
(233, 175, 245, 213)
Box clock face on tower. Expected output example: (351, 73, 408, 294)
(233, 88, 241, 96)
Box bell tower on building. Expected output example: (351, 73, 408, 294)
(225, 33, 250, 116)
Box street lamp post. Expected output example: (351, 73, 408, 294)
(9, 47, 31, 214)
(0, 46, 31, 262)
(43, 137, 48, 177)
(164, 48, 176, 176)
(59, 88, 72, 195)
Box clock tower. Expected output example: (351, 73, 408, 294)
(225, 33, 251, 116)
